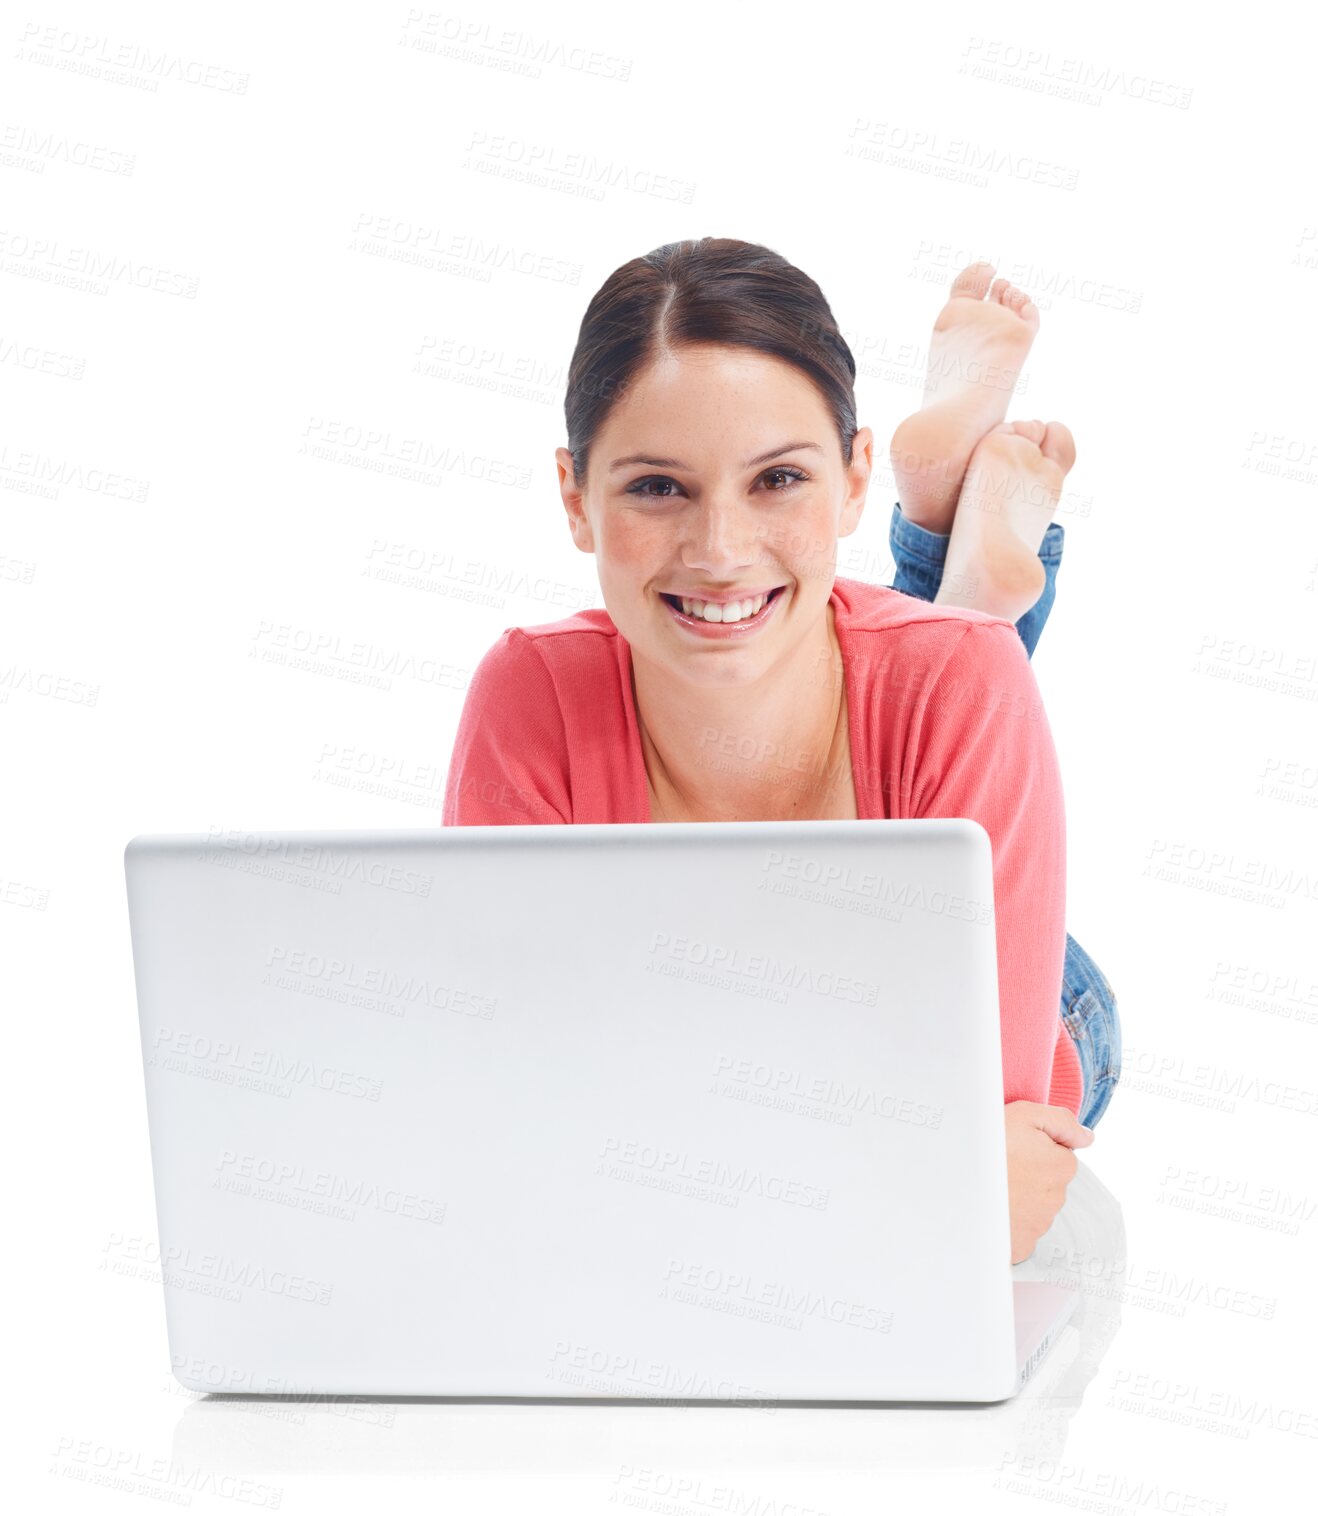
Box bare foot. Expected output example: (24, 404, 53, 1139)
(934, 420, 1076, 625)
(890, 262, 1040, 534)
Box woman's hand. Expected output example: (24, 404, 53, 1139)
(1004, 1100, 1094, 1264)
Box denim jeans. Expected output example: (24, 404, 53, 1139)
(887, 501, 1122, 1128)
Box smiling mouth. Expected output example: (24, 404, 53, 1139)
(659, 585, 787, 624)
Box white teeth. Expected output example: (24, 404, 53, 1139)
(679, 591, 769, 623)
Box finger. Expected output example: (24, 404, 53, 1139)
(1035, 1106, 1095, 1148)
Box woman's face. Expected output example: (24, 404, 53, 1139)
(556, 344, 872, 686)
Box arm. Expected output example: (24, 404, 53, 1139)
(442, 629, 572, 826)
(911, 619, 1069, 1105)
(909, 620, 1089, 1258)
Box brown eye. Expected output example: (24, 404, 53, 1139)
(626, 476, 681, 498)
(763, 467, 808, 490)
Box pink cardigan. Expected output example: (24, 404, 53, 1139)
(442, 574, 1083, 1115)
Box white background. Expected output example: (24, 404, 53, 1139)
(4, 0, 1316, 1509)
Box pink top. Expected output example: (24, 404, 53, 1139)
(442, 574, 1083, 1115)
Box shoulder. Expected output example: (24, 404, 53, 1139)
(832, 574, 1025, 682)
(832, 573, 1013, 639)
(447, 605, 631, 826)
(471, 604, 622, 690)
(515, 602, 622, 643)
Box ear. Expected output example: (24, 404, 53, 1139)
(838, 426, 873, 540)
(556, 446, 596, 554)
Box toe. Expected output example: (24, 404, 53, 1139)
(1011, 420, 1047, 445)
(988, 277, 1010, 305)
(1040, 422, 1077, 473)
(1017, 296, 1040, 331)
(950, 261, 995, 300)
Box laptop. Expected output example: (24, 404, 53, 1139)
(123, 819, 1078, 1404)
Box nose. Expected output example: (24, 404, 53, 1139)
(680, 495, 767, 578)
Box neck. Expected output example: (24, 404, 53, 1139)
(634, 599, 850, 822)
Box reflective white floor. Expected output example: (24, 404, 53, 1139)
(27, 1101, 1313, 1512)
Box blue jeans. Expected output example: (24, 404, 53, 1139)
(887, 501, 1122, 1128)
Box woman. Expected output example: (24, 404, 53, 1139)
(443, 237, 1121, 1264)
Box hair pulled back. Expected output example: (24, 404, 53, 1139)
(564, 237, 858, 489)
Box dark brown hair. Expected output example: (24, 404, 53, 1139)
(564, 237, 858, 489)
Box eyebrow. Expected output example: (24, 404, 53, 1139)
(607, 441, 824, 474)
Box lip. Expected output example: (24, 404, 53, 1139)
(658, 585, 787, 638)
(658, 585, 786, 606)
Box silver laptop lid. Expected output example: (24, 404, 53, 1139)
(124, 819, 1017, 1402)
